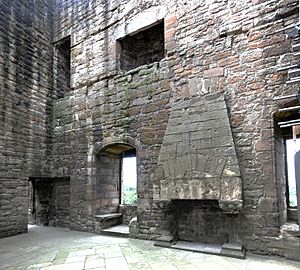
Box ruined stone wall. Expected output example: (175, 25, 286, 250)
(50, 0, 300, 259)
(0, 1, 54, 237)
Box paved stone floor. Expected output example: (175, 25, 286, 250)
(1, 226, 300, 270)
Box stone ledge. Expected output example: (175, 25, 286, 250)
(94, 213, 123, 231)
(94, 213, 122, 221)
(154, 240, 245, 259)
(221, 243, 245, 259)
(281, 223, 300, 237)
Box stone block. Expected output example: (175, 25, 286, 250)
(203, 68, 224, 78)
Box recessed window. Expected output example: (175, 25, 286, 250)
(121, 154, 137, 205)
(117, 20, 165, 72)
(54, 36, 71, 99)
(286, 138, 299, 207)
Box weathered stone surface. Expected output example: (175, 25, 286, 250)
(203, 68, 224, 78)
(156, 93, 242, 212)
(1, 0, 300, 262)
(0, 0, 54, 237)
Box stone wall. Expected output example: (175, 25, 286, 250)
(1, 0, 300, 261)
(50, 0, 300, 259)
(120, 205, 138, 225)
(0, 0, 53, 237)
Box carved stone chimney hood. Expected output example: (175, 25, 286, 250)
(153, 93, 243, 213)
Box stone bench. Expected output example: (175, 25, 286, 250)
(94, 213, 122, 231)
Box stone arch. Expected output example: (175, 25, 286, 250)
(87, 136, 139, 217)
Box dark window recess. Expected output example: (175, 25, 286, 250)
(54, 36, 71, 99)
(117, 21, 165, 72)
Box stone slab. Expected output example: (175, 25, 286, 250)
(221, 243, 245, 259)
(100, 224, 129, 238)
(94, 213, 122, 221)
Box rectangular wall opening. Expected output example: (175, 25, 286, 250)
(286, 138, 300, 208)
(54, 36, 71, 99)
(95, 144, 138, 227)
(121, 152, 137, 205)
(117, 20, 165, 72)
(28, 177, 70, 228)
(274, 108, 300, 224)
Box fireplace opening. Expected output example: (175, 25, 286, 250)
(28, 177, 70, 228)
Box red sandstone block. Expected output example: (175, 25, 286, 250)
(165, 21, 177, 31)
(255, 141, 271, 151)
(165, 16, 177, 25)
(165, 29, 176, 39)
(218, 55, 239, 67)
(249, 35, 285, 49)
(248, 31, 263, 42)
(182, 84, 189, 98)
(203, 67, 224, 78)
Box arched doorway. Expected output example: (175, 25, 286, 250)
(94, 143, 138, 231)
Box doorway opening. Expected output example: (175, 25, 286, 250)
(95, 144, 137, 213)
(94, 143, 138, 232)
(286, 138, 300, 208)
(28, 177, 70, 228)
(274, 106, 300, 223)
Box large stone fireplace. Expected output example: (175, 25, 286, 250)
(153, 93, 243, 213)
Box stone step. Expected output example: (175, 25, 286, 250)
(100, 224, 129, 238)
(220, 243, 245, 259)
(154, 235, 176, 247)
(154, 240, 245, 259)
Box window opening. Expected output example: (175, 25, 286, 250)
(121, 154, 137, 205)
(117, 20, 165, 72)
(286, 138, 300, 207)
(54, 36, 71, 99)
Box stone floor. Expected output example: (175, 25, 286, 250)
(1, 225, 300, 270)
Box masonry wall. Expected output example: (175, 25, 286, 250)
(1, 0, 299, 260)
(0, 1, 54, 237)
(50, 0, 300, 259)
